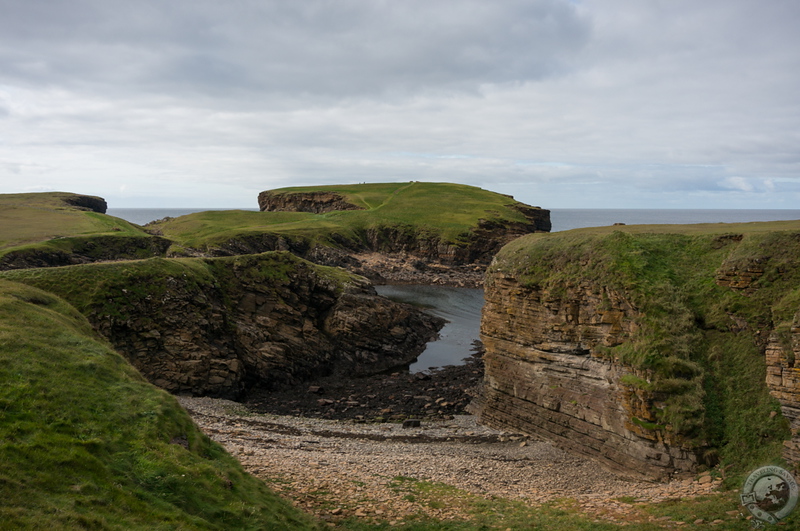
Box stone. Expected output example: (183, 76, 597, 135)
(402, 419, 421, 429)
(472, 272, 699, 480)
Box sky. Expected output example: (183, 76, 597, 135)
(1, 0, 799, 209)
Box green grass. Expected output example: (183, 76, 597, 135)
(336, 478, 779, 530)
(0, 251, 361, 327)
(0, 279, 320, 529)
(152, 182, 539, 253)
(0, 192, 147, 251)
(491, 220, 800, 482)
(0, 192, 167, 268)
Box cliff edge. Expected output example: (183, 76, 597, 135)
(472, 223, 800, 480)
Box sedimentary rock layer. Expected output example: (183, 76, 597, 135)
(475, 274, 698, 480)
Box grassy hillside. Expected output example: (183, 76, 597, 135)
(151, 182, 541, 253)
(0, 192, 167, 268)
(492, 220, 800, 480)
(0, 192, 146, 250)
(0, 279, 319, 529)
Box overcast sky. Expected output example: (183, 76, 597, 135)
(1, 0, 798, 209)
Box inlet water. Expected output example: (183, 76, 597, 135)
(375, 285, 484, 373)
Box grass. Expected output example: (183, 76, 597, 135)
(0, 251, 361, 326)
(0, 279, 320, 529)
(0, 192, 148, 250)
(336, 477, 782, 530)
(151, 182, 540, 253)
(491, 220, 800, 483)
(0, 192, 167, 267)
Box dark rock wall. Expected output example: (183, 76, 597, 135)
(85, 253, 443, 399)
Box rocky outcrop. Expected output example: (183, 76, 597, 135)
(258, 191, 364, 214)
(765, 311, 800, 466)
(472, 273, 700, 481)
(80, 253, 443, 398)
(61, 193, 108, 213)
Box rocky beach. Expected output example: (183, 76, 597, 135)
(180, 394, 729, 527)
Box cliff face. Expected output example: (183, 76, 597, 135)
(475, 274, 698, 480)
(473, 227, 800, 480)
(258, 191, 364, 213)
(4, 253, 443, 399)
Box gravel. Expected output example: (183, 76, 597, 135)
(179, 396, 725, 526)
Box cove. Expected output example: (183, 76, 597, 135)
(375, 285, 484, 373)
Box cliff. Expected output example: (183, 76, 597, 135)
(476, 275, 699, 480)
(1, 252, 443, 398)
(472, 224, 800, 480)
(153, 182, 551, 285)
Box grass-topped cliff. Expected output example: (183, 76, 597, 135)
(485, 220, 800, 481)
(0, 192, 170, 269)
(150, 182, 549, 263)
(0, 279, 318, 529)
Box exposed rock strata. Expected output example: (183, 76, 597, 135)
(258, 191, 364, 214)
(765, 312, 800, 465)
(84, 253, 443, 398)
(472, 273, 700, 480)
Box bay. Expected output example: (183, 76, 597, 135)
(375, 285, 484, 374)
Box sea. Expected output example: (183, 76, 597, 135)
(108, 207, 800, 372)
(108, 207, 800, 232)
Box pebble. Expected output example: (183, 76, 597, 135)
(179, 396, 727, 525)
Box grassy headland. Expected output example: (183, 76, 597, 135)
(491, 220, 800, 481)
(150, 182, 546, 255)
(0, 279, 319, 529)
(0, 192, 168, 269)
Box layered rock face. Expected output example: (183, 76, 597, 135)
(474, 274, 699, 480)
(258, 191, 364, 214)
(765, 312, 800, 464)
(84, 253, 443, 398)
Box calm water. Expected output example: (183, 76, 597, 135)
(550, 209, 800, 232)
(375, 285, 484, 374)
(107, 208, 258, 225)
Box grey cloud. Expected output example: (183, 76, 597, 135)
(0, 0, 590, 98)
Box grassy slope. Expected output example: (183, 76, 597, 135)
(492, 220, 800, 481)
(0, 192, 157, 265)
(0, 279, 318, 530)
(0, 252, 357, 322)
(152, 182, 534, 251)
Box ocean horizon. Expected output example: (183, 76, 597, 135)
(107, 207, 800, 232)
